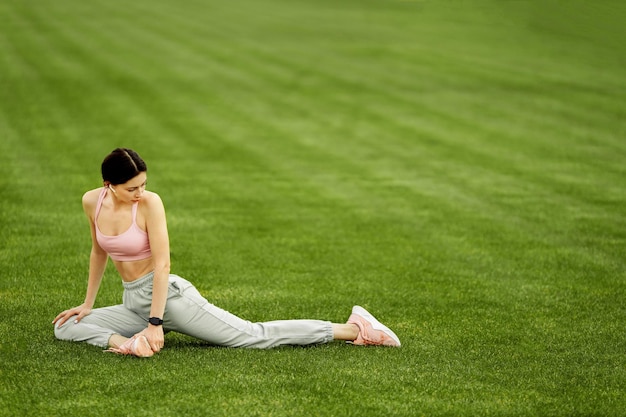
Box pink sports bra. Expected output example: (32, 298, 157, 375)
(95, 187, 152, 262)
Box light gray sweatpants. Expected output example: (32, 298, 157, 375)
(54, 272, 334, 349)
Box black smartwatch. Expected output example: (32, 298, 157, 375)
(148, 317, 163, 326)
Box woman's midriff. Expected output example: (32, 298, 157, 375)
(114, 257, 155, 282)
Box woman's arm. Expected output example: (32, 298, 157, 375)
(139, 192, 170, 352)
(82, 225, 109, 310)
(53, 191, 108, 327)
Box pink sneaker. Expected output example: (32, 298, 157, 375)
(347, 305, 401, 347)
(105, 335, 154, 358)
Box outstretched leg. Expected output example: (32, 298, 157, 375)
(165, 276, 400, 348)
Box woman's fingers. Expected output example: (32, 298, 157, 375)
(52, 306, 91, 327)
(140, 327, 165, 353)
(74, 309, 91, 323)
(53, 310, 74, 327)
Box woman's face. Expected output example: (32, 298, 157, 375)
(109, 172, 147, 203)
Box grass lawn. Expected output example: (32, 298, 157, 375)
(1, 0, 625, 415)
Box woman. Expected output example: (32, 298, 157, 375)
(53, 148, 400, 357)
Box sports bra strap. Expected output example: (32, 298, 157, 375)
(131, 199, 138, 221)
(95, 187, 107, 219)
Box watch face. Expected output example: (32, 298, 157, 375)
(149, 317, 163, 325)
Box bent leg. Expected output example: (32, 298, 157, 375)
(54, 304, 146, 348)
(165, 277, 334, 348)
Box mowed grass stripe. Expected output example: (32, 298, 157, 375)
(259, 38, 625, 167)
(191, 11, 624, 284)
(0, 7, 125, 157)
(218, 6, 624, 165)
(240, 0, 626, 132)
(266, 46, 619, 223)
(0, 7, 101, 203)
(16, 2, 242, 170)
(0, 6, 41, 79)
(161, 23, 604, 184)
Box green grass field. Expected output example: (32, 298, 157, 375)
(1, 0, 625, 415)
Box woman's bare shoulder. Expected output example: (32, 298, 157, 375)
(82, 188, 103, 211)
(141, 190, 163, 204)
(139, 190, 165, 212)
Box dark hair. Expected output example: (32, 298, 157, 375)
(101, 148, 147, 185)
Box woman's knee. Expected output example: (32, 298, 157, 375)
(53, 316, 78, 341)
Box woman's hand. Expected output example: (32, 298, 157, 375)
(139, 325, 165, 353)
(52, 303, 93, 328)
